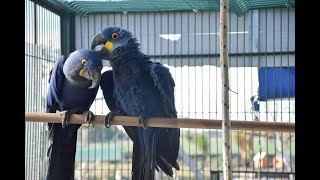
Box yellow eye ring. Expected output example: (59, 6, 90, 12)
(81, 59, 87, 65)
(112, 33, 119, 39)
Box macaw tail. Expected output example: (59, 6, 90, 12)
(132, 128, 160, 180)
(124, 126, 179, 177)
(45, 124, 80, 180)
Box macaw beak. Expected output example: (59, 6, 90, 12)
(79, 68, 102, 89)
(90, 33, 104, 50)
(91, 33, 111, 61)
(99, 46, 110, 60)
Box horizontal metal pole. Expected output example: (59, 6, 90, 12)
(30, 0, 66, 15)
(25, 112, 294, 132)
(211, 170, 295, 175)
(148, 51, 295, 60)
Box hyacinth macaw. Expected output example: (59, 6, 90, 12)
(46, 49, 102, 180)
(91, 27, 180, 180)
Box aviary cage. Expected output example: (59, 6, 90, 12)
(25, 0, 295, 179)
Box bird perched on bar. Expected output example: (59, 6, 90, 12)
(91, 27, 180, 180)
(45, 49, 102, 180)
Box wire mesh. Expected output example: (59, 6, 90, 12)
(25, 0, 61, 179)
(25, 1, 295, 179)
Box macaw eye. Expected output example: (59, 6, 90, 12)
(81, 59, 87, 65)
(112, 33, 119, 39)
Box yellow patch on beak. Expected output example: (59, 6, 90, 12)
(105, 41, 113, 52)
(79, 68, 85, 76)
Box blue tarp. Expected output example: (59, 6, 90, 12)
(259, 67, 295, 101)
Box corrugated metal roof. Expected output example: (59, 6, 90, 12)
(47, 0, 295, 16)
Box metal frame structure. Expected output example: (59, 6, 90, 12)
(25, 0, 295, 179)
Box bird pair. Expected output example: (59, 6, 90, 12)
(45, 27, 180, 180)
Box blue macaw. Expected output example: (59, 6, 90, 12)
(91, 27, 180, 180)
(45, 49, 102, 180)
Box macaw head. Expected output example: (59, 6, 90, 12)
(90, 27, 140, 62)
(63, 49, 102, 89)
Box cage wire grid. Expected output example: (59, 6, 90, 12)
(25, 0, 295, 179)
(25, 0, 62, 179)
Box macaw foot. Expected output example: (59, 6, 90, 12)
(83, 111, 95, 125)
(138, 113, 147, 130)
(56, 110, 72, 128)
(104, 111, 121, 128)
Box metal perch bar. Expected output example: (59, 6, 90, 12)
(25, 112, 295, 132)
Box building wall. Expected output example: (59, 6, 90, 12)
(75, 8, 295, 122)
(75, 8, 295, 55)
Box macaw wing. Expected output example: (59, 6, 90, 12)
(101, 70, 138, 142)
(46, 55, 66, 113)
(148, 61, 180, 171)
(100, 70, 118, 112)
(149, 61, 177, 117)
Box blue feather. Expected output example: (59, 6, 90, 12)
(98, 27, 180, 179)
(46, 56, 66, 112)
(45, 50, 102, 180)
